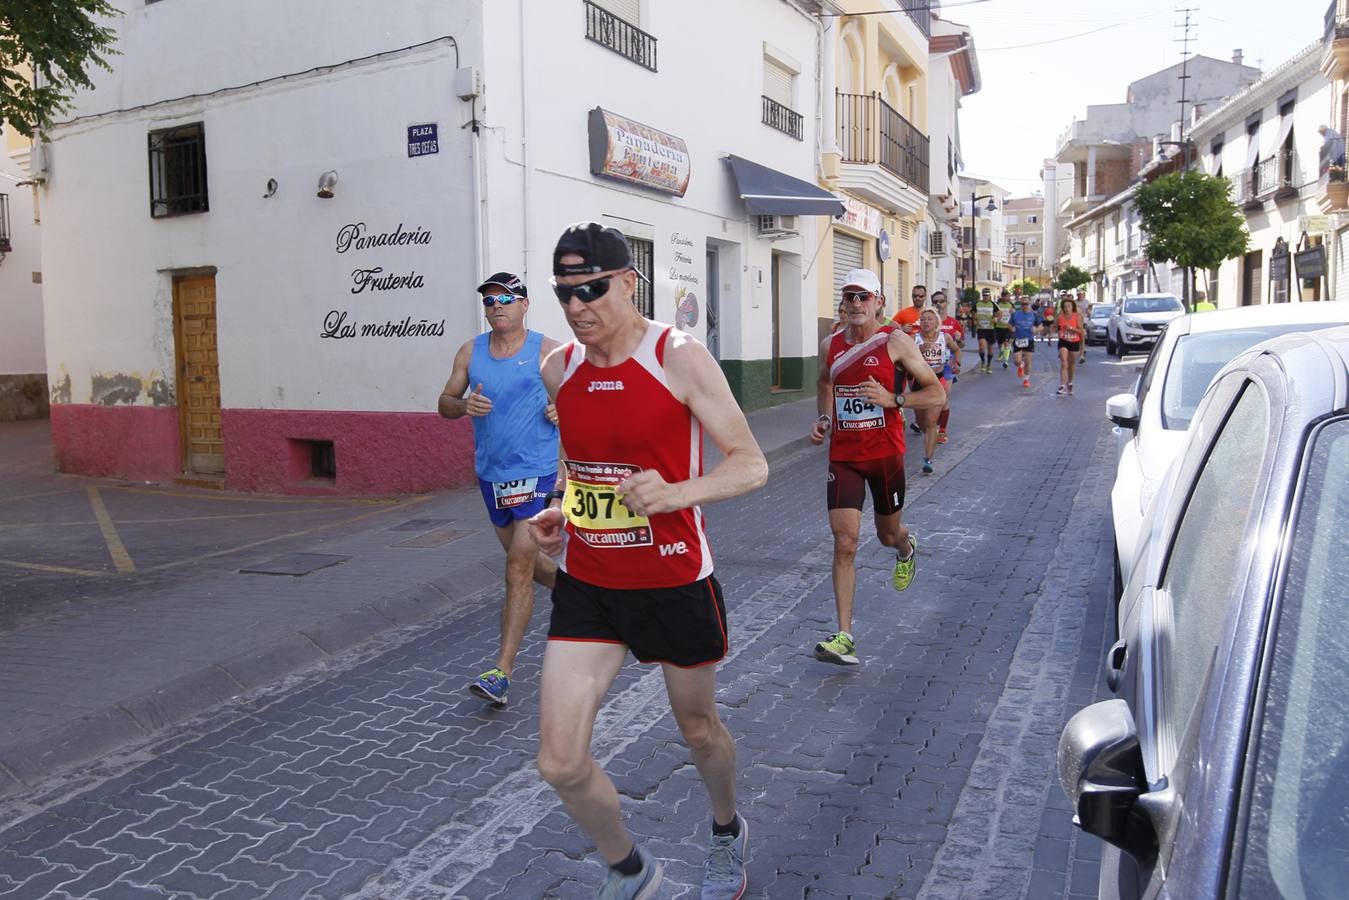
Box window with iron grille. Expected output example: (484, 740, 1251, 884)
(584, 0, 657, 72)
(148, 123, 208, 218)
(628, 236, 654, 318)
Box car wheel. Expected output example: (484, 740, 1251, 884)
(1106, 336, 1116, 355)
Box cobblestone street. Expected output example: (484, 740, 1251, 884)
(0, 355, 1133, 899)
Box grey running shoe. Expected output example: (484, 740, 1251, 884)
(598, 847, 663, 900)
(701, 815, 748, 899)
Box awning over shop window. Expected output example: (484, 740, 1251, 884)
(725, 155, 845, 217)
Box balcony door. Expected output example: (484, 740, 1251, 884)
(1242, 251, 1263, 306)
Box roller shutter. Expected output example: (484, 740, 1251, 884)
(833, 232, 866, 298)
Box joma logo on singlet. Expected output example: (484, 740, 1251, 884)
(659, 541, 689, 557)
(587, 380, 625, 392)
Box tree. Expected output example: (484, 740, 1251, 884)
(1, 0, 120, 138)
(1135, 170, 1250, 310)
(1008, 277, 1042, 297)
(1053, 265, 1091, 292)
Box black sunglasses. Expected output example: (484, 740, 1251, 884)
(841, 290, 874, 302)
(552, 275, 615, 304)
(481, 294, 524, 308)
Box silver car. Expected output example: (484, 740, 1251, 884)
(1086, 304, 1112, 344)
(1106, 294, 1184, 356)
(1060, 325, 1349, 898)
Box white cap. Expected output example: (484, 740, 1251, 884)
(840, 269, 882, 295)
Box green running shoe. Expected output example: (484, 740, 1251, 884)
(814, 631, 858, 665)
(892, 534, 917, 591)
(469, 667, 510, 707)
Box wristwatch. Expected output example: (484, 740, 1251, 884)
(894, 393, 905, 408)
(544, 488, 566, 505)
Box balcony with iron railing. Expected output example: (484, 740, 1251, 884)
(898, 0, 931, 38)
(835, 91, 929, 213)
(1234, 151, 1301, 207)
(583, 0, 657, 72)
(762, 96, 803, 141)
(1316, 140, 1349, 210)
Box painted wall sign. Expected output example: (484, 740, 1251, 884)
(588, 108, 691, 196)
(408, 123, 439, 157)
(668, 231, 701, 330)
(321, 222, 444, 339)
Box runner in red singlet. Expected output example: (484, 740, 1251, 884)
(1056, 297, 1085, 396)
(808, 270, 946, 666)
(528, 222, 767, 898)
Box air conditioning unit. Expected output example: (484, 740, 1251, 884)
(930, 230, 946, 256)
(756, 214, 798, 235)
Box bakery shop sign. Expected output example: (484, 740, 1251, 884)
(588, 107, 691, 197)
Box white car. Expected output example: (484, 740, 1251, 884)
(1105, 301, 1349, 623)
(1106, 294, 1185, 356)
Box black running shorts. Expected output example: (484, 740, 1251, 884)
(976, 328, 997, 343)
(548, 570, 728, 668)
(1013, 337, 1034, 352)
(1059, 339, 1082, 353)
(827, 457, 906, 515)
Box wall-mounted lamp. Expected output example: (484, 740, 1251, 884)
(263, 178, 278, 199)
(316, 170, 338, 199)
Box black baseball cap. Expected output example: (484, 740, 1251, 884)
(553, 222, 650, 282)
(476, 272, 527, 296)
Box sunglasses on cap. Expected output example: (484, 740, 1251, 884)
(551, 274, 620, 304)
(481, 294, 524, 308)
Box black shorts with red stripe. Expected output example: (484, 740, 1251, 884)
(548, 570, 728, 668)
(827, 456, 906, 515)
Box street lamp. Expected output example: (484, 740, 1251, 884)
(1008, 238, 1028, 291)
(966, 192, 998, 299)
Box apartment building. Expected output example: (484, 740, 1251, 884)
(1, 119, 46, 421)
(1002, 196, 1045, 288)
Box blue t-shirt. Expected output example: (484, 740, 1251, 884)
(1009, 310, 1037, 339)
(466, 330, 559, 482)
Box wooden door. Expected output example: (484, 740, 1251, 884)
(173, 274, 224, 474)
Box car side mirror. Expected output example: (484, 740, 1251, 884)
(1106, 393, 1140, 430)
(1058, 699, 1159, 863)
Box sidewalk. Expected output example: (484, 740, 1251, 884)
(0, 397, 817, 800)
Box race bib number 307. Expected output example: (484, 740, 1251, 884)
(563, 460, 652, 549)
(834, 384, 884, 430)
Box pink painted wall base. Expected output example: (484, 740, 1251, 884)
(48, 405, 475, 495)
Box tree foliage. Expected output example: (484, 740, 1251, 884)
(1053, 265, 1091, 292)
(1, 0, 119, 137)
(1008, 277, 1042, 297)
(1135, 170, 1249, 273)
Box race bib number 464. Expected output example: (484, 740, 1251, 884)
(834, 384, 884, 430)
(563, 460, 652, 549)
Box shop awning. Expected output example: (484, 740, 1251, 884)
(725, 155, 845, 217)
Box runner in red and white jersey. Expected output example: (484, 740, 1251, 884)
(808, 269, 946, 667)
(932, 290, 963, 444)
(529, 222, 766, 898)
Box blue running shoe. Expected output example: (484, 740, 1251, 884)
(701, 815, 748, 899)
(599, 846, 664, 899)
(469, 667, 509, 707)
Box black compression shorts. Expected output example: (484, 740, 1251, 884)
(827, 456, 906, 514)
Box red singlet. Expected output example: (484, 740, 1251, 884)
(941, 316, 965, 344)
(826, 326, 906, 462)
(555, 322, 712, 590)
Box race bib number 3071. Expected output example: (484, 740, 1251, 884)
(563, 460, 652, 549)
(834, 384, 884, 430)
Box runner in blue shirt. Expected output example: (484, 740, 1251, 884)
(1008, 296, 1038, 388)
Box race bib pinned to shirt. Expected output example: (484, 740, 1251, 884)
(834, 384, 884, 430)
(562, 460, 653, 549)
(493, 477, 540, 509)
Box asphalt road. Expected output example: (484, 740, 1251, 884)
(0, 347, 1142, 899)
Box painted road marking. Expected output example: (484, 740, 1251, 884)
(0, 558, 107, 577)
(87, 487, 135, 574)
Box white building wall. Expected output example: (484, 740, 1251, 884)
(1, 139, 44, 378)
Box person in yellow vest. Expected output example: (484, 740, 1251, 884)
(1193, 290, 1216, 312)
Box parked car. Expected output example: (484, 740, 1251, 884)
(1061, 325, 1349, 899)
(1105, 302, 1349, 610)
(1106, 294, 1184, 356)
(1086, 304, 1113, 345)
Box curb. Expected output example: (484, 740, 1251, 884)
(0, 582, 455, 800)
